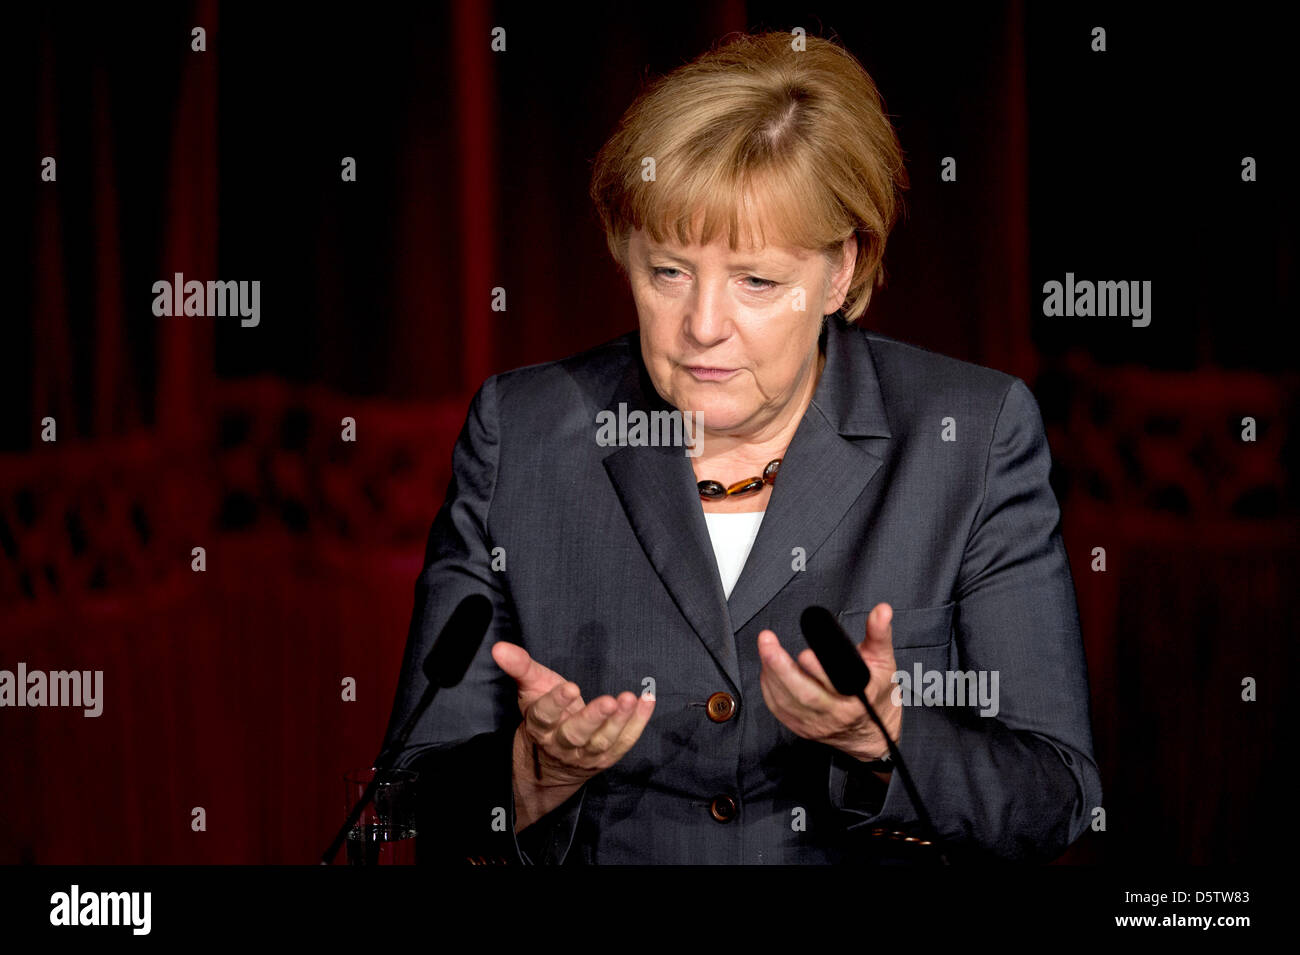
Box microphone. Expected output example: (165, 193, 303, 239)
(801, 605, 874, 697)
(320, 593, 493, 864)
(421, 592, 494, 689)
(799, 605, 950, 865)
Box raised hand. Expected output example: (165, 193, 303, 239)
(491, 641, 655, 830)
(757, 602, 901, 765)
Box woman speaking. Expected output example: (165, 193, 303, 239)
(382, 30, 1101, 864)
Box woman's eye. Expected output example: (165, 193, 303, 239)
(650, 268, 774, 291)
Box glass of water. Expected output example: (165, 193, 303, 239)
(344, 768, 418, 865)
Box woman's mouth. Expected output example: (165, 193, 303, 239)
(685, 366, 738, 381)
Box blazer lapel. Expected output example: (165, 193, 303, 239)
(725, 317, 892, 633)
(601, 359, 741, 691)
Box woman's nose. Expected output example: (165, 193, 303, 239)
(682, 281, 731, 346)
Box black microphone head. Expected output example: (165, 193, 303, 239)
(800, 605, 872, 698)
(424, 593, 493, 688)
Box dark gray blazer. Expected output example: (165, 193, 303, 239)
(382, 314, 1102, 864)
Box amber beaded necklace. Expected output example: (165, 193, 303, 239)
(697, 458, 782, 501)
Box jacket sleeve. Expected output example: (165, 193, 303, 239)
(380, 375, 585, 864)
(827, 378, 1103, 862)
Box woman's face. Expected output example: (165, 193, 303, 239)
(628, 227, 855, 439)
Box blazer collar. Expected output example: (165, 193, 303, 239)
(601, 315, 891, 692)
(811, 314, 892, 440)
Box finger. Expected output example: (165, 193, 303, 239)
(857, 605, 900, 688)
(761, 656, 870, 746)
(858, 603, 894, 657)
(758, 630, 836, 711)
(562, 687, 588, 715)
(581, 692, 639, 754)
(609, 693, 656, 753)
(552, 695, 621, 749)
(795, 648, 837, 693)
(796, 648, 874, 729)
(526, 681, 582, 734)
(546, 682, 588, 729)
(759, 656, 811, 724)
(758, 661, 825, 741)
(491, 641, 530, 679)
(758, 631, 809, 714)
(491, 641, 564, 698)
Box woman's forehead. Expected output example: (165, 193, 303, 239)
(633, 227, 816, 266)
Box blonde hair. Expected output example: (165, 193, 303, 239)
(589, 31, 909, 322)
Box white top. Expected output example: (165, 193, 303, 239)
(703, 510, 766, 599)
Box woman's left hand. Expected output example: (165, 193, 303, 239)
(757, 602, 900, 763)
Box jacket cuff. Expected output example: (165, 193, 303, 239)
(406, 727, 520, 864)
(828, 748, 892, 818)
(827, 705, 932, 830)
(512, 782, 587, 865)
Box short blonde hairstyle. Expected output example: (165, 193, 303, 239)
(589, 31, 909, 322)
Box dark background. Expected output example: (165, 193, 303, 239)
(5, 0, 1294, 864)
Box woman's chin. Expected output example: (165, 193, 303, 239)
(685, 402, 752, 435)
(662, 382, 754, 431)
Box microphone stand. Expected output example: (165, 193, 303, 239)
(850, 686, 950, 866)
(321, 593, 492, 865)
(319, 681, 441, 866)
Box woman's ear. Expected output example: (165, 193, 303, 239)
(823, 234, 859, 315)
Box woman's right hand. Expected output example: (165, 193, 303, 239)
(491, 641, 655, 831)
